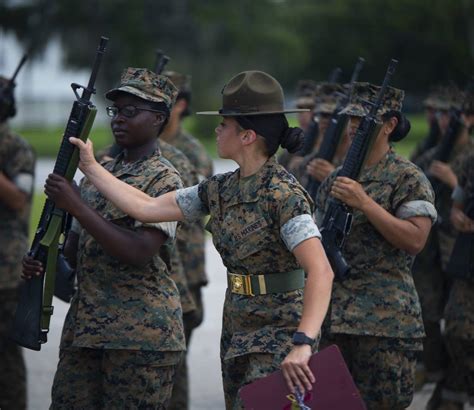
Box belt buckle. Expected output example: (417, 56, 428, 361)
(230, 274, 254, 296)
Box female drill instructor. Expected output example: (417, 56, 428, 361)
(23, 68, 186, 409)
(59, 70, 334, 408)
(316, 83, 437, 409)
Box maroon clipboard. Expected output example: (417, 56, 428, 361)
(239, 344, 366, 410)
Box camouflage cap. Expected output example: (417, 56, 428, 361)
(295, 79, 317, 109)
(462, 87, 474, 114)
(314, 82, 346, 114)
(163, 70, 191, 94)
(339, 82, 404, 120)
(424, 85, 463, 111)
(105, 67, 178, 110)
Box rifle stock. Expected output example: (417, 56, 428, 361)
(11, 37, 108, 350)
(320, 59, 398, 280)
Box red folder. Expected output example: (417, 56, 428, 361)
(239, 344, 366, 410)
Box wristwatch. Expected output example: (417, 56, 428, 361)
(292, 331, 316, 346)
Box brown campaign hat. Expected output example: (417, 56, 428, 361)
(197, 70, 309, 116)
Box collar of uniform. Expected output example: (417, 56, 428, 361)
(358, 148, 395, 183)
(220, 156, 278, 204)
(106, 147, 162, 177)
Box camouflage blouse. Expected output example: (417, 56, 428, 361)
(0, 123, 35, 289)
(176, 156, 321, 359)
(316, 149, 436, 340)
(61, 148, 186, 353)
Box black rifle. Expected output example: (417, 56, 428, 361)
(297, 68, 344, 157)
(420, 119, 441, 153)
(320, 59, 398, 280)
(0, 54, 28, 117)
(154, 48, 170, 74)
(306, 57, 365, 199)
(11, 36, 108, 351)
(446, 198, 474, 280)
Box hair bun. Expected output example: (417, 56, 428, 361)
(390, 112, 411, 142)
(280, 127, 304, 153)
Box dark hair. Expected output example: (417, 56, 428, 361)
(382, 110, 411, 142)
(235, 114, 304, 156)
(177, 91, 192, 118)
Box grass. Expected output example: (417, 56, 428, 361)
(26, 114, 428, 239)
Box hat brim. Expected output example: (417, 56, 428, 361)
(196, 108, 310, 116)
(105, 86, 166, 103)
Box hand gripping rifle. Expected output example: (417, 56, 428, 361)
(11, 37, 109, 351)
(297, 68, 344, 157)
(306, 57, 365, 199)
(320, 59, 398, 280)
(427, 79, 474, 197)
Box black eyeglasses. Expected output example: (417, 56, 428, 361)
(106, 105, 165, 119)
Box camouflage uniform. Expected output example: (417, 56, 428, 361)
(175, 157, 321, 409)
(0, 122, 35, 410)
(436, 151, 474, 408)
(289, 82, 346, 186)
(414, 140, 474, 395)
(51, 147, 186, 409)
(316, 149, 437, 410)
(163, 71, 213, 410)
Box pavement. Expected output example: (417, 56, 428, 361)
(24, 159, 473, 410)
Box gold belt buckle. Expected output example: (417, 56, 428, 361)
(230, 273, 254, 296)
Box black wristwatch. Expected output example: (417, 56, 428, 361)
(292, 331, 315, 346)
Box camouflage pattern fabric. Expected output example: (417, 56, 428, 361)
(0, 123, 33, 410)
(198, 156, 316, 408)
(315, 149, 434, 338)
(163, 71, 191, 94)
(0, 288, 26, 410)
(339, 82, 404, 120)
(51, 347, 181, 409)
(277, 150, 295, 172)
(167, 127, 212, 286)
(105, 67, 178, 109)
(0, 123, 35, 289)
(319, 334, 420, 410)
(223, 351, 289, 410)
(313, 82, 346, 115)
(60, 147, 185, 352)
(159, 140, 198, 314)
(294, 79, 317, 109)
(415, 140, 474, 269)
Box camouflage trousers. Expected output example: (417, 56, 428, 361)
(222, 352, 286, 410)
(433, 279, 474, 407)
(169, 286, 204, 410)
(0, 288, 26, 410)
(412, 232, 450, 379)
(320, 333, 421, 410)
(51, 347, 182, 409)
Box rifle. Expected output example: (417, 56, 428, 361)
(154, 48, 170, 74)
(306, 57, 365, 199)
(446, 198, 474, 280)
(297, 68, 344, 157)
(0, 54, 28, 118)
(320, 59, 398, 280)
(11, 36, 108, 351)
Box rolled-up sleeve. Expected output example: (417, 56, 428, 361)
(175, 185, 209, 221)
(396, 200, 438, 225)
(280, 214, 321, 252)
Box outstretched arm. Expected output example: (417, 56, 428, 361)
(69, 137, 184, 223)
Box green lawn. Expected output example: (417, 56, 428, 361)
(26, 114, 427, 239)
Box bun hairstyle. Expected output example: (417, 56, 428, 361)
(235, 113, 304, 156)
(382, 110, 411, 142)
